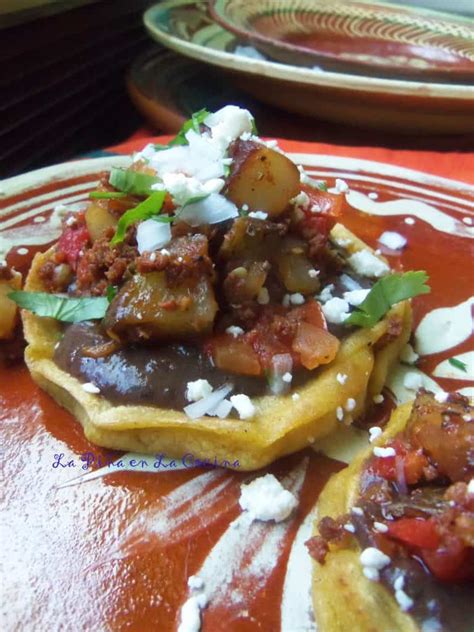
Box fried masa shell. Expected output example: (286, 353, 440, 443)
(22, 224, 412, 470)
(311, 403, 419, 632)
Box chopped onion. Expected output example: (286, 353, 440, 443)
(340, 274, 362, 292)
(208, 398, 233, 419)
(136, 218, 171, 254)
(178, 193, 238, 226)
(268, 354, 293, 395)
(184, 384, 234, 420)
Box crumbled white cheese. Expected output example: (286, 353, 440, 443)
(239, 474, 298, 522)
(82, 382, 100, 394)
(290, 191, 310, 210)
(467, 479, 474, 495)
(378, 231, 407, 250)
(225, 326, 244, 338)
(394, 575, 405, 591)
(204, 105, 254, 150)
(400, 343, 419, 365)
(368, 426, 383, 443)
(187, 575, 204, 591)
(336, 406, 344, 422)
(17, 247, 29, 256)
(248, 210, 268, 220)
(463, 216, 473, 225)
(343, 289, 370, 306)
(463, 414, 472, 422)
(404, 217, 415, 225)
(373, 521, 388, 533)
(403, 371, 423, 391)
(308, 269, 319, 278)
(373, 394, 384, 404)
(133, 143, 156, 163)
(292, 393, 300, 401)
(368, 192, 378, 200)
(282, 294, 290, 307)
(344, 523, 355, 533)
(160, 248, 170, 256)
(265, 139, 279, 149)
(65, 216, 76, 227)
(289, 292, 305, 306)
(434, 391, 449, 403)
(257, 287, 270, 305)
(230, 394, 255, 420)
(322, 297, 350, 324)
(317, 284, 335, 303)
(334, 237, 352, 249)
(348, 250, 389, 278)
(373, 446, 396, 458)
(327, 178, 349, 195)
(178, 593, 208, 632)
(336, 373, 348, 385)
(351, 507, 363, 516)
(282, 372, 293, 384)
(186, 379, 213, 402)
(395, 588, 414, 611)
(360, 547, 391, 581)
(345, 398, 356, 412)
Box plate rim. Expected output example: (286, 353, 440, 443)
(143, 1, 474, 100)
(2, 151, 474, 200)
(208, 0, 474, 81)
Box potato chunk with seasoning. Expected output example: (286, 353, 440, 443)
(226, 141, 300, 217)
(104, 272, 218, 342)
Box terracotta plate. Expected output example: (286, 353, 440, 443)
(1, 143, 473, 630)
(209, 0, 474, 81)
(143, 1, 474, 134)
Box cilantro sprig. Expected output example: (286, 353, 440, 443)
(154, 108, 210, 150)
(110, 191, 167, 245)
(108, 168, 162, 196)
(8, 292, 110, 323)
(345, 271, 430, 328)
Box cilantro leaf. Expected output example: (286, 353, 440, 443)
(344, 271, 430, 328)
(8, 291, 109, 323)
(106, 285, 118, 302)
(89, 191, 127, 200)
(109, 168, 162, 196)
(448, 357, 468, 372)
(110, 191, 166, 245)
(155, 109, 210, 151)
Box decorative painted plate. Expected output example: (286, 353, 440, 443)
(209, 0, 474, 81)
(1, 142, 473, 630)
(143, 1, 474, 134)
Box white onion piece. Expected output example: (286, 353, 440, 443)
(268, 354, 293, 395)
(339, 274, 362, 292)
(208, 398, 233, 419)
(136, 219, 171, 254)
(184, 384, 234, 420)
(178, 193, 238, 226)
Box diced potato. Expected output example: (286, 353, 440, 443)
(212, 336, 262, 376)
(104, 272, 218, 343)
(85, 203, 117, 242)
(276, 237, 321, 294)
(226, 143, 300, 217)
(223, 261, 268, 304)
(0, 269, 22, 339)
(292, 322, 339, 370)
(219, 217, 282, 263)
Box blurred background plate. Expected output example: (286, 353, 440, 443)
(144, 0, 474, 135)
(209, 0, 474, 81)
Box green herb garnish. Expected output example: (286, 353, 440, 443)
(344, 271, 430, 328)
(448, 357, 468, 372)
(155, 108, 210, 150)
(110, 191, 167, 245)
(109, 167, 162, 197)
(8, 291, 109, 323)
(106, 285, 118, 302)
(251, 117, 258, 135)
(89, 191, 128, 200)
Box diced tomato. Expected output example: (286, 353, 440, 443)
(422, 535, 474, 581)
(56, 226, 90, 270)
(292, 322, 339, 370)
(288, 299, 327, 330)
(387, 518, 440, 550)
(369, 439, 428, 485)
(298, 189, 342, 238)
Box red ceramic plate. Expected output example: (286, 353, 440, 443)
(209, 0, 474, 81)
(1, 142, 473, 630)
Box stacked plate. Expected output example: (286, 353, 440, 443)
(143, 0, 474, 133)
